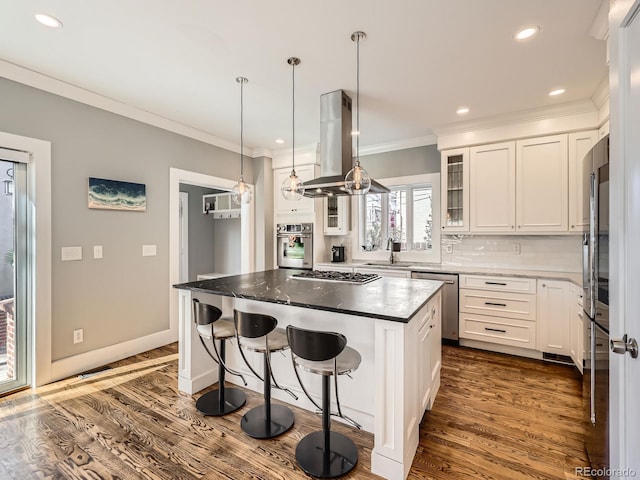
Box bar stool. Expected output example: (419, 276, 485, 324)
(192, 299, 247, 416)
(286, 325, 361, 478)
(234, 309, 297, 439)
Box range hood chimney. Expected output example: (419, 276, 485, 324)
(302, 90, 389, 198)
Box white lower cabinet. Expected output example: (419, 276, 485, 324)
(459, 274, 537, 350)
(428, 291, 442, 406)
(417, 304, 432, 414)
(537, 280, 572, 357)
(417, 290, 442, 415)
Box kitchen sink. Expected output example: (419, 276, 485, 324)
(362, 261, 414, 268)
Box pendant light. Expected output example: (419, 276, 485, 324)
(232, 76, 252, 205)
(345, 31, 371, 195)
(281, 57, 305, 200)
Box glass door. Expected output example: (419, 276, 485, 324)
(440, 148, 469, 232)
(0, 158, 28, 395)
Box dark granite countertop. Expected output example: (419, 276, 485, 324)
(174, 269, 443, 323)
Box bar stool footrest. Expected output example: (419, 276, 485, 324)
(196, 388, 246, 416)
(295, 430, 358, 478)
(241, 403, 294, 439)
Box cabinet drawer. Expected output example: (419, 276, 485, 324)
(459, 314, 537, 349)
(459, 289, 536, 321)
(459, 274, 536, 294)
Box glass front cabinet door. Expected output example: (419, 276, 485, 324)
(440, 147, 470, 232)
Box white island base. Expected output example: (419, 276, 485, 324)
(177, 289, 441, 480)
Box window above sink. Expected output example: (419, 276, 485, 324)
(352, 173, 441, 265)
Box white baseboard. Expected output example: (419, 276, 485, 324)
(459, 339, 544, 360)
(49, 328, 178, 384)
(178, 368, 218, 395)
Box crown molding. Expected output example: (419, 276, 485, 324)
(592, 75, 610, 110)
(251, 147, 273, 159)
(589, 0, 610, 40)
(0, 59, 255, 156)
(434, 99, 597, 137)
(435, 99, 600, 150)
(358, 134, 437, 156)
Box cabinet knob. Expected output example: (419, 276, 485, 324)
(571, 225, 575, 228)
(518, 225, 521, 229)
(511, 226, 514, 229)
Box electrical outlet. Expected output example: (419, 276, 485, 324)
(73, 328, 84, 344)
(512, 243, 521, 255)
(445, 245, 453, 254)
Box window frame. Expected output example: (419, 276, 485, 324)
(351, 173, 441, 264)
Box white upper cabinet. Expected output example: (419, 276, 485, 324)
(516, 134, 568, 232)
(441, 148, 470, 233)
(323, 196, 351, 235)
(273, 164, 317, 220)
(568, 130, 598, 232)
(470, 141, 516, 232)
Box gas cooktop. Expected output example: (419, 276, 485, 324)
(291, 270, 381, 284)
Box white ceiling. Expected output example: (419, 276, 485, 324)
(0, 0, 608, 155)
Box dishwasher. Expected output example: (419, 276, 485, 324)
(411, 271, 459, 344)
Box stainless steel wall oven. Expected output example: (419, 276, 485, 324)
(276, 223, 313, 270)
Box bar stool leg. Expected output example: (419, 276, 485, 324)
(196, 340, 246, 416)
(240, 352, 294, 439)
(295, 375, 358, 478)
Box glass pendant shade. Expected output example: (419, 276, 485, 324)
(232, 178, 252, 205)
(345, 31, 371, 195)
(281, 57, 305, 201)
(232, 76, 252, 206)
(345, 161, 371, 195)
(281, 169, 305, 200)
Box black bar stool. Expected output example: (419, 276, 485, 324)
(192, 298, 247, 416)
(286, 325, 362, 478)
(234, 309, 297, 439)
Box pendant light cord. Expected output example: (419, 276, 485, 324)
(292, 60, 296, 174)
(356, 33, 360, 167)
(240, 79, 244, 179)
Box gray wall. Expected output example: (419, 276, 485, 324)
(252, 156, 274, 270)
(0, 77, 254, 361)
(360, 145, 440, 178)
(213, 218, 242, 274)
(179, 184, 217, 281)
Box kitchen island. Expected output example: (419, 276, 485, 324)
(174, 269, 442, 480)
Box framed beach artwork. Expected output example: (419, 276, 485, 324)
(88, 177, 146, 212)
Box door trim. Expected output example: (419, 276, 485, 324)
(0, 131, 52, 388)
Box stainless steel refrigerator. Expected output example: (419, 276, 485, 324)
(582, 134, 609, 476)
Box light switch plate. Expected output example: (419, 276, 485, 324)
(61, 246, 82, 261)
(93, 245, 103, 259)
(142, 244, 157, 257)
(512, 243, 521, 255)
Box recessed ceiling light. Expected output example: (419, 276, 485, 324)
(34, 13, 63, 28)
(514, 26, 539, 41)
(549, 88, 566, 96)
(456, 107, 470, 115)
(275, 138, 285, 144)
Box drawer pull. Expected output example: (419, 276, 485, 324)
(485, 327, 507, 333)
(485, 281, 507, 286)
(485, 302, 507, 307)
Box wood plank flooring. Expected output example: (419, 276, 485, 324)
(0, 344, 588, 479)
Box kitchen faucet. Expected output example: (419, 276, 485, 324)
(386, 237, 395, 264)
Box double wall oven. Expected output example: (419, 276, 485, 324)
(276, 223, 313, 270)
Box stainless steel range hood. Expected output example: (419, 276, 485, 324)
(302, 90, 389, 198)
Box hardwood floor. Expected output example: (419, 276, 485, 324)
(0, 344, 588, 479)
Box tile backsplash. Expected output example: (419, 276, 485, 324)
(441, 235, 582, 272)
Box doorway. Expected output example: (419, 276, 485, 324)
(0, 157, 28, 395)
